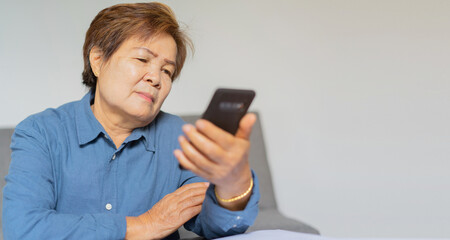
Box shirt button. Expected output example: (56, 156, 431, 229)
(233, 224, 237, 228)
(236, 216, 241, 220)
(112, 154, 116, 160)
(105, 203, 112, 211)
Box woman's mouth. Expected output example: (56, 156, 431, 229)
(137, 92, 154, 103)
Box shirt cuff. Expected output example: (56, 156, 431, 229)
(202, 170, 260, 233)
(91, 213, 127, 239)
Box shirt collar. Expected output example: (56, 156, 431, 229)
(75, 90, 155, 151)
(124, 123, 156, 152)
(75, 90, 105, 145)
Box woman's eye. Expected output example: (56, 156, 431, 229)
(136, 58, 148, 63)
(162, 69, 173, 77)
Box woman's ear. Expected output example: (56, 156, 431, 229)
(89, 46, 103, 77)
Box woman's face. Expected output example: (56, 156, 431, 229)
(93, 33, 177, 126)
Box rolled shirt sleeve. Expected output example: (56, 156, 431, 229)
(183, 171, 260, 239)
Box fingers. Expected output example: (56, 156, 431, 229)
(174, 149, 197, 171)
(175, 114, 254, 188)
(139, 182, 209, 239)
(177, 135, 217, 173)
(178, 190, 206, 209)
(180, 205, 202, 220)
(194, 120, 236, 149)
(173, 183, 207, 221)
(182, 124, 225, 161)
(235, 113, 257, 140)
(174, 182, 209, 198)
(174, 149, 214, 181)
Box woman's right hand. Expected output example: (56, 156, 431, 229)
(125, 182, 209, 240)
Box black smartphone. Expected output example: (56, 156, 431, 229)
(202, 88, 256, 135)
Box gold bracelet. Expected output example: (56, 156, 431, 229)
(215, 177, 253, 203)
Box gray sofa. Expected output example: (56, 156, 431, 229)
(0, 113, 319, 239)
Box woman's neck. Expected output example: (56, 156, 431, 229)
(91, 99, 133, 149)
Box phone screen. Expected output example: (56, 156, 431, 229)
(202, 88, 255, 134)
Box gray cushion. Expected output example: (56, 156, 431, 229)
(247, 209, 320, 234)
(0, 128, 14, 240)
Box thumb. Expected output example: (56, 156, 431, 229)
(235, 113, 257, 140)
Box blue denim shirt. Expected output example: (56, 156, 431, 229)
(2, 91, 259, 239)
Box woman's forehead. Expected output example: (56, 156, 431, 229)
(119, 34, 177, 57)
(124, 33, 175, 47)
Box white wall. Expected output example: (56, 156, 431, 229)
(1, 0, 449, 238)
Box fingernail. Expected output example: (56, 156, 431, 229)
(182, 124, 193, 132)
(204, 182, 210, 187)
(196, 120, 205, 129)
(173, 149, 180, 155)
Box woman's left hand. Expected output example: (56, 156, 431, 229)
(174, 113, 256, 211)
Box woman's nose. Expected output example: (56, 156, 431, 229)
(144, 65, 161, 88)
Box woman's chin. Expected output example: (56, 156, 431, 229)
(123, 102, 160, 125)
(129, 110, 158, 125)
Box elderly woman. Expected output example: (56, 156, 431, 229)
(2, 2, 259, 240)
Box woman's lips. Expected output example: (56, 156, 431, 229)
(137, 92, 154, 103)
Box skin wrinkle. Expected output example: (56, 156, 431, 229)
(133, 47, 177, 67)
(90, 34, 176, 148)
